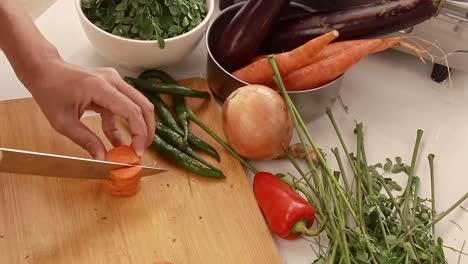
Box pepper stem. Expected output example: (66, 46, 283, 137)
(291, 218, 328, 237)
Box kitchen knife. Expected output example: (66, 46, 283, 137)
(0, 147, 167, 179)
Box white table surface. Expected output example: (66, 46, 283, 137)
(1, 0, 467, 263)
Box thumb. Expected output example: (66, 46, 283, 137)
(56, 118, 107, 160)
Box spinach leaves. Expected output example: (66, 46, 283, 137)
(81, 0, 208, 48)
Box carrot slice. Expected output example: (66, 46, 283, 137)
(104, 145, 140, 165)
(109, 175, 141, 188)
(102, 179, 141, 197)
(101, 145, 143, 197)
(109, 166, 142, 180)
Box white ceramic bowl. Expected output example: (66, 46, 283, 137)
(75, 0, 215, 70)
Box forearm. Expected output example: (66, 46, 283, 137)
(0, 0, 61, 86)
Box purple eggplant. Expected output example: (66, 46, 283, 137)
(260, 0, 444, 53)
(294, 0, 376, 10)
(212, 0, 291, 72)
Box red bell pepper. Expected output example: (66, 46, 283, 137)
(253, 171, 316, 240)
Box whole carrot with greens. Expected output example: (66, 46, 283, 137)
(275, 37, 428, 91)
(231, 30, 339, 85)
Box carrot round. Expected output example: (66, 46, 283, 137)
(280, 39, 383, 91)
(102, 145, 142, 197)
(102, 179, 141, 197)
(104, 145, 140, 166)
(232, 30, 339, 85)
(109, 166, 142, 180)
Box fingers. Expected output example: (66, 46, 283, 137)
(98, 68, 155, 145)
(52, 116, 107, 160)
(93, 106, 125, 147)
(113, 78, 155, 147)
(93, 68, 155, 156)
(92, 81, 150, 157)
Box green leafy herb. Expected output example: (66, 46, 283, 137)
(81, 0, 208, 48)
(264, 55, 468, 264)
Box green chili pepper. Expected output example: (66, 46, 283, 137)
(152, 94, 181, 132)
(155, 122, 219, 170)
(151, 134, 224, 179)
(137, 69, 191, 145)
(152, 95, 221, 161)
(138, 69, 178, 84)
(125, 76, 210, 98)
(173, 95, 190, 144)
(155, 121, 187, 151)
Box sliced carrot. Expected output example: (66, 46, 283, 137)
(101, 145, 143, 197)
(109, 166, 142, 180)
(104, 145, 140, 165)
(232, 30, 339, 85)
(102, 179, 141, 197)
(279, 39, 383, 91)
(109, 175, 141, 188)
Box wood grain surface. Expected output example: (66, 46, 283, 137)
(0, 78, 282, 264)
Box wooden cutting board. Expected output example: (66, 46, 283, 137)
(0, 78, 283, 264)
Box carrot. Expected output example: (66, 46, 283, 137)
(308, 40, 369, 64)
(309, 37, 429, 65)
(278, 39, 383, 91)
(276, 37, 429, 91)
(104, 145, 140, 166)
(102, 145, 142, 197)
(249, 54, 270, 64)
(110, 166, 142, 180)
(102, 179, 141, 197)
(232, 30, 339, 85)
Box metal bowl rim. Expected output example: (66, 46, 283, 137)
(205, 2, 343, 95)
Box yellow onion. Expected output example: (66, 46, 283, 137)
(222, 85, 293, 160)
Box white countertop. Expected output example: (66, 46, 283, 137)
(1, 0, 467, 263)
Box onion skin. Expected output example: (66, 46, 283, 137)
(222, 85, 293, 160)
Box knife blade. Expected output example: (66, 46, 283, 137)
(0, 147, 167, 179)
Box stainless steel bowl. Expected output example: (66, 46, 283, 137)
(205, 2, 344, 122)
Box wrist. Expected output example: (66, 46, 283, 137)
(15, 44, 63, 91)
(0, 0, 64, 91)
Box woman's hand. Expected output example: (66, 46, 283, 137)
(1, 0, 154, 160)
(21, 58, 155, 160)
